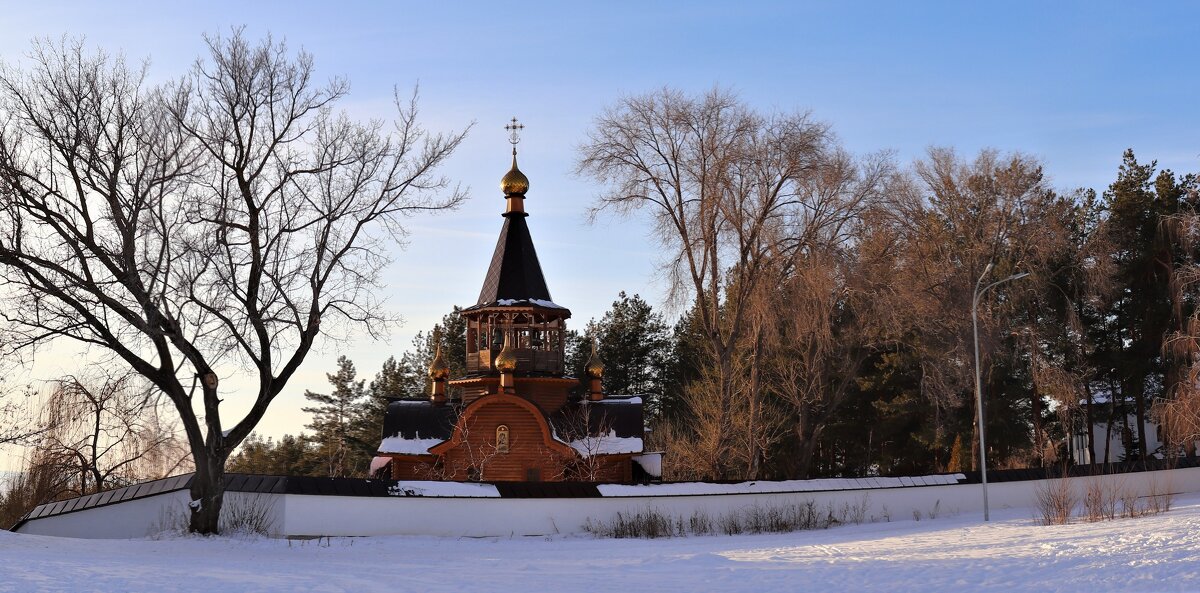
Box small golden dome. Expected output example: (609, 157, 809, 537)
(494, 331, 518, 373)
(501, 154, 529, 195)
(585, 338, 605, 379)
(428, 342, 449, 381)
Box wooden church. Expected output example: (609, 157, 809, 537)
(372, 123, 652, 483)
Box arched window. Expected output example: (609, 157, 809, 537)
(495, 425, 510, 453)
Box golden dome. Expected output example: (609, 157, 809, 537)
(494, 331, 518, 373)
(501, 154, 529, 195)
(585, 338, 605, 379)
(428, 342, 450, 381)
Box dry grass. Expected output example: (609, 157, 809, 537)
(585, 495, 878, 538)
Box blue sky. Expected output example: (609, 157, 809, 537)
(0, 1, 1197, 446)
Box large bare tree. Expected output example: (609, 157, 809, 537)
(578, 88, 881, 478)
(887, 148, 1075, 466)
(0, 34, 467, 533)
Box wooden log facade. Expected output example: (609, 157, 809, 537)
(374, 138, 649, 484)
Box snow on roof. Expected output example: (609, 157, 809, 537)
(632, 453, 662, 478)
(597, 396, 642, 405)
(386, 481, 500, 497)
(597, 473, 967, 497)
(492, 298, 567, 309)
(568, 434, 644, 456)
(378, 435, 444, 455)
(370, 456, 392, 475)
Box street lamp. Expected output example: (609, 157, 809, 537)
(972, 262, 1029, 522)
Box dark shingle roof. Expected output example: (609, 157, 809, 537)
(550, 396, 645, 440)
(474, 213, 552, 307)
(381, 399, 460, 441)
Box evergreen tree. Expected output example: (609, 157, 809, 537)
(561, 293, 674, 415)
(659, 304, 706, 422)
(591, 293, 673, 414)
(1096, 150, 1185, 459)
(347, 308, 467, 463)
(228, 433, 322, 476)
(303, 356, 366, 477)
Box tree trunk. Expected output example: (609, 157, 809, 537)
(711, 350, 735, 480)
(189, 449, 226, 534)
(1132, 376, 1148, 460)
(746, 328, 765, 480)
(1085, 383, 1096, 465)
(1031, 381, 1044, 467)
(970, 394, 980, 472)
(793, 417, 822, 479)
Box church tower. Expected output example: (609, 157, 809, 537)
(450, 119, 578, 410)
(373, 120, 651, 484)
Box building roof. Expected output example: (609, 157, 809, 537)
(549, 396, 645, 440)
(380, 399, 460, 443)
(472, 213, 554, 309)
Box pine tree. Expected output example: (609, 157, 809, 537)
(563, 293, 673, 416)
(346, 308, 468, 465)
(1097, 150, 1182, 459)
(228, 433, 322, 476)
(593, 293, 672, 401)
(303, 356, 366, 477)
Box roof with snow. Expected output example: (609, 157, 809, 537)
(549, 396, 645, 442)
(380, 399, 459, 445)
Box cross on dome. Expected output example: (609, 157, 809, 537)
(505, 117, 524, 155)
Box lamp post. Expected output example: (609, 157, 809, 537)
(972, 263, 1029, 522)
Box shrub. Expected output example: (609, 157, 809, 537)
(1083, 479, 1118, 522)
(1035, 477, 1076, 525)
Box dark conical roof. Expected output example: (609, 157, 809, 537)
(474, 213, 553, 307)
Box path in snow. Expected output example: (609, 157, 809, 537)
(2, 495, 1199, 592)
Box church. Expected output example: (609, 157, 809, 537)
(371, 122, 654, 483)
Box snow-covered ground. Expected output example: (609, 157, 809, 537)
(3, 494, 1199, 593)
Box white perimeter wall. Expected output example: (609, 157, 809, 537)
(16, 468, 1200, 539)
(16, 491, 285, 539)
(283, 467, 1200, 537)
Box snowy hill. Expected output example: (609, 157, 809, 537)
(3, 494, 1199, 592)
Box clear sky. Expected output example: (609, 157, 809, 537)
(1, 1, 1197, 458)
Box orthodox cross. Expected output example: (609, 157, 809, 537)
(505, 117, 524, 155)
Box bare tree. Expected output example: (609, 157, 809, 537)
(759, 212, 902, 478)
(1157, 201, 1200, 456)
(0, 34, 467, 532)
(36, 371, 189, 495)
(578, 87, 853, 478)
(887, 148, 1068, 465)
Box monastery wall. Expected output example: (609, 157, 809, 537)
(16, 467, 1200, 539)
